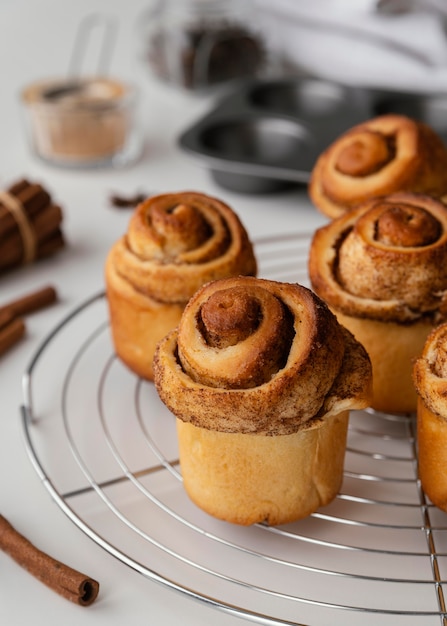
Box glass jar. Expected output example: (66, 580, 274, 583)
(21, 77, 140, 168)
(140, 0, 270, 91)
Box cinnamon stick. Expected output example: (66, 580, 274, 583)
(0, 285, 57, 318)
(0, 307, 15, 329)
(0, 515, 99, 606)
(0, 286, 57, 357)
(109, 190, 148, 208)
(0, 315, 25, 357)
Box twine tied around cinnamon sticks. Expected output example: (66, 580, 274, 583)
(0, 178, 64, 272)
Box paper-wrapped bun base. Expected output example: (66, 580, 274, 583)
(417, 398, 447, 512)
(177, 411, 349, 526)
(334, 311, 431, 414)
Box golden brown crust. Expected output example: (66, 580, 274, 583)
(105, 266, 184, 380)
(105, 192, 257, 380)
(336, 310, 432, 414)
(154, 276, 372, 435)
(308, 192, 447, 325)
(413, 325, 447, 510)
(413, 322, 447, 418)
(309, 114, 447, 219)
(416, 398, 447, 512)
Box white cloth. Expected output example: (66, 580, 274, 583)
(256, 0, 447, 92)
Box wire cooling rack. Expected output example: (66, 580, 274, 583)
(21, 232, 447, 626)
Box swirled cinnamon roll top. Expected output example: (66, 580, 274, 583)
(413, 323, 447, 419)
(309, 192, 447, 324)
(107, 191, 257, 303)
(154, 277, 372, 435)
(309, 114, 447, 219)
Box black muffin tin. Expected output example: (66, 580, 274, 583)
(178, 77, 447, 194)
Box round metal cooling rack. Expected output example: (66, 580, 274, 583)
(21, 232, 447, 626)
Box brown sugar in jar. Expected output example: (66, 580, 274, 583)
(21, 77, 138, 167)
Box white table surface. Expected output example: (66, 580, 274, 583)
(0, 2, 327, 625)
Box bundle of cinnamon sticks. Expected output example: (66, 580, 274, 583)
(0, 178, 64, 273)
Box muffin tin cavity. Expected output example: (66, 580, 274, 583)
(198, 115, 315, 193)
(373, 92, 447, 142)
(179, 78, 371, 193)
(249, 79, 356, 118)
(179, 77, 447, 194)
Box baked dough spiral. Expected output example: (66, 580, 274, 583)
(413, 323, 447, 512)
(155, 276, 371, 435)
(309, 191, 447, 413)
(154, 276, 372, 525)
(309, 192, 447, 324)
(105, 192, 257, 380)
(309, 114, 447, 219)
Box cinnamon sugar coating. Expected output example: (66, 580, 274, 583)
(107, 191, 257, 303)
(154, 277, 372, 435)
(308, 192, 447, 324)
(309, 114, 447, 219)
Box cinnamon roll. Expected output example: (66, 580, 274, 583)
(154, 276, 372, 526)
(413, 323, 447, 512)
(105, 192, 257, 380)
(309, 114, 447, 219)
(308, 191, 447, 414)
